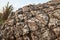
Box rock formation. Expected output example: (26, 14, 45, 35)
(0, 0, 60, 40)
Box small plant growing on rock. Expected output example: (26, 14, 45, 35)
(2, 2, 13, 21)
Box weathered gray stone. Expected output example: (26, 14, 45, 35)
(0, 0, 60, 40)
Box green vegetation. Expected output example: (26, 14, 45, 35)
(2, 2, 13, 20)
(0, 2, 13, 25)
(0, 13, 3, 25)
(0, 13, 2, 18)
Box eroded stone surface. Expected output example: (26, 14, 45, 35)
(0, 0, 60, 40)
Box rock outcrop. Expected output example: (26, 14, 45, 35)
(0, 0, 60, 40)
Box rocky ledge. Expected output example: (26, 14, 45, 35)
(0, 0, 60, 40)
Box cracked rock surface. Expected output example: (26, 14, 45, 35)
(0, 0, 60, 40)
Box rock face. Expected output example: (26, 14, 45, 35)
(0, 0, 60, 40)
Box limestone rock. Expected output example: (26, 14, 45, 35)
(0, 0, 60, 40)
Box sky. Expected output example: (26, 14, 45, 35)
(0, 0, 50, 12)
